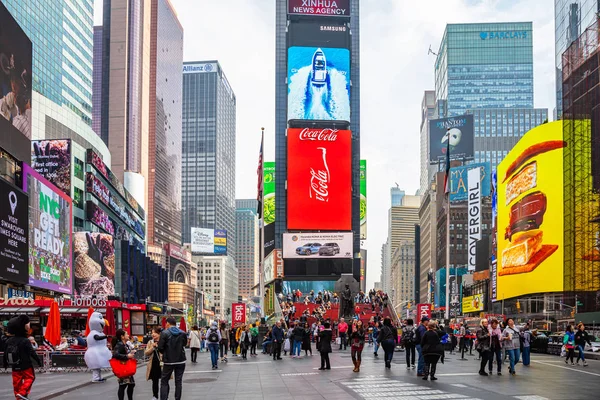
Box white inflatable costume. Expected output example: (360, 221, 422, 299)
(84, 312, 112, 382)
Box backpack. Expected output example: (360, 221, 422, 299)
(401, 329, 415, 346)
(4, 339, 21, 367)
(207, 329, 220, 343)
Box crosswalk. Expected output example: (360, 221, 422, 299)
(340, 376, 483, 400)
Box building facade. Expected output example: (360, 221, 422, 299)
(418, 186, 438, 304)
(390, 187, 405, 207)
(182, 61, 236, 255)
(434, 22, 534, 118)
(554, 0, 600, 119)
(419, 90, 436, 196)
(193, 255, 239, 321)
(92, 26, 103, 136)
(235, 200, 259, 300)
(390, 241, 416, 306)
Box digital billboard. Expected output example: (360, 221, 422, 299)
(429, 115, 474, 163)
(22, 164, 72, 294)
(86, 201, 115, 235)
(287, 20, 350, 48)
(282, 280, 335, 294)
(449, 162, 490, 202)
(263, 161, 276, 256)
(462, 294, 485, 314)
(73, 232, 115, 296)
(287, 128, 351, 230)
(191, 228, 227, 255)
(287, 46, 350, 122)
(31, 140, 71, 196)
(283, 232, 353, 259)
(360, 159, 367, 239)
(0, 177, 28, 285)
(497, 122, 564, 300)
(287, 0, 350, 17)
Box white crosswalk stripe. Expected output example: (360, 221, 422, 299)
(340, 375, 482, 400)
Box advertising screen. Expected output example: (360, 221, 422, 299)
(191, 228, 227, 255)
(287, 20, 350, 48)
(0, 178, 28, 284)
(86, 201, 115, 235)
(282, 280, 335, 294)
(449, 162, 490, 202)
(287, 128, 351, 230)
(429, 115, 474, 163)
(283, 232, 353, 259)
(497, 122, 564, 300)
(287, 0, 350, 17)
(31, 140, 71, 196)
(462, 294, 485, 314)
(360, 160, 367, 239)
(214, 229, 227, 255)
(22, 164, 72, 294)
(263, 161, 276, 256)
(73, 232, 115, 296)
(287, 46, 350, 122)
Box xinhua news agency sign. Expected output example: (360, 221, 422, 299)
(468, 167, 481, 272)
(480, 31, 527, 40)
(288, 0, 350, 17)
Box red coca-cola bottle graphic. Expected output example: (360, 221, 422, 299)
(310, 147, 330, 202)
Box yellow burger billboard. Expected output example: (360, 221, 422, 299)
(462, 294, 484, 314)
(497, 122, 564, 300)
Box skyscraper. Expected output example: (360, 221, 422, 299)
(92, 26, 103, 136)
(419, 90, 436, 196)
(235, 200, 259, 299)
(554, 0, 600, 119)
(181, 61, 236, 257)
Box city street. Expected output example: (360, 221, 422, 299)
(2, 348, 599, 400)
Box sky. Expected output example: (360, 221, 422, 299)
(94, 0, 556, 291)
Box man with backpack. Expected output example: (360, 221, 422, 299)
(401, 318, 416, 369)
(206, 321, 222, 369)
(415, 316, 429, 376)
(3, 315, 41, 400)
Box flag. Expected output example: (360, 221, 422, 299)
(443, 128, 451, 196)
(256, 130, 264, 218)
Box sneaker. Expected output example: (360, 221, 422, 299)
(571, 362, 575, 365)
(430, 376, 438, 381)
(152, 397, 159, 400)
(488, 370, 492, 375)
(406, 366, 411, 370)
(497, 372, 502, 376)
(16, 395, 29, 400)
(411, 364, 415, 369)
(417, 373, 424, 377)
(584, 361, 589, 367)
(479, 371, 488, 376)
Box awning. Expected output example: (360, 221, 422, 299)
(39, 307, 106, 317)
(0, 306, 40, 314)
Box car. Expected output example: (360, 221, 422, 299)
(318, 242, 340, 256)
(295, 243, 322, 255)
(311, 48, 327, 86)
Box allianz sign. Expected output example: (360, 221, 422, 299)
(480, 31, 527, 40)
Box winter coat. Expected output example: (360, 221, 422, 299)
(476, 327, 491, 353)
(158, 327, 187, 364)
(188, 329, 202, 349)
(421, 330, 444, 356)
(272, 326, 285, 342)
(574, 330, 591, 347)
(2, 336, 42, 371)
(318, 329, 333, 353)
(377, 324, 398, 344)
(144, 339, 162, 381)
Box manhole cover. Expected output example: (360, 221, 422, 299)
(183, 378, 217, 384)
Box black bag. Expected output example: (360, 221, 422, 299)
(401, 329, 415, 346)
(5, 340, 21, 367)
(207, 329, 220, 343)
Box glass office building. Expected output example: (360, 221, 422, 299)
(235, 200, 259, 299)
(182, 61, 236, 257)
(435, 22, 534, 118)
(92, 26, 103, 136)
(554, 0, 599, 119)
(1, 0, 93, 126)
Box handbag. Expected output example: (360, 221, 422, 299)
(283, 338, 291, 352)
(336, 337, 341, 345)
(109, 358, 137, 379)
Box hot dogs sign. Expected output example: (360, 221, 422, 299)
(497, 122, 565, 299)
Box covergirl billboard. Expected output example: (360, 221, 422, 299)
(287, 128, 351, 230)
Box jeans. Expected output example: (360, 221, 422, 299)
(381, 339, 395, 363)
(488, 348, 502, 372)
(293, 340, 302, 356)
(405, 344, 415, 367)
(262, 340, 272, 353)
(220, 341, 228, 358)
(160, 363, 185, 400)
(416, 344, 425, 374)
(522, 346, 531, 366)
(208, 343, 219, 367)
(338, 332, 347, 349)
(506, 348, 520, 373)
(373, 341, 379, 354)
(251, 340, 258, 355)
(577, 345, 586, 362)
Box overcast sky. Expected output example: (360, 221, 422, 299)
(94, 0, 556, 291)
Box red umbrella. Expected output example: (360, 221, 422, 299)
(161, 317, 167, 329)
(84, 307, 95, 337)
(44, 301, 61, 347)
(179, 317, 187, 332)
(104, 306, 116, 336)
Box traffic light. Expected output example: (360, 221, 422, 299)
(516, 300, 521, 311)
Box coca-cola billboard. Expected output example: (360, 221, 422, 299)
(287, 128, 351, 230)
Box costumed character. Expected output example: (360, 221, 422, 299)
(84, 312, 111, 382)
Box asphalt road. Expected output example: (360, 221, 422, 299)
(1, 346, 599, 399)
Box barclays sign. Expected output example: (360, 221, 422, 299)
(480, 31, 527, 40)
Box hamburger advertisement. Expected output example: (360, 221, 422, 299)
(73, 232, 115, 296)
(497, 122, 564, 299)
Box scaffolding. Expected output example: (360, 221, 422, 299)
(562, 17, 600, 309)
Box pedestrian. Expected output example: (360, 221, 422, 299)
(112, 329, 136, 400)
(250, 323, 259, 356)
(401, 318, 416, 369)
(575, 323, 591, 366)
(3, 315, 42, 400)
(229, 326, 237, 356)
(475, 319, 492, 376)
(377, 317, 398, 369)
(337, 317, 349, 350)
(206, 321, 222, 368)
(219, 322, 229, 363)
(145, 327, 163, 400)
(521, 324, 532, 366)
(302, 322, 313, 356)
(318, 321, 333, 370)
(240, 325, 250, 360)
(188, 325, 201, 363)
(563, 324, 576, 366)
(501, 318, 520, 375)
(488, 319, 503, 375)
(421, 321, 444, 381)
(158, 316, 187, 400)
(262, 327, 273, 355)
(272, 321, 284, 360)
(415, 316, 429, 376)
(350, 320, 365, 372)
(372, 321, 380, 357)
